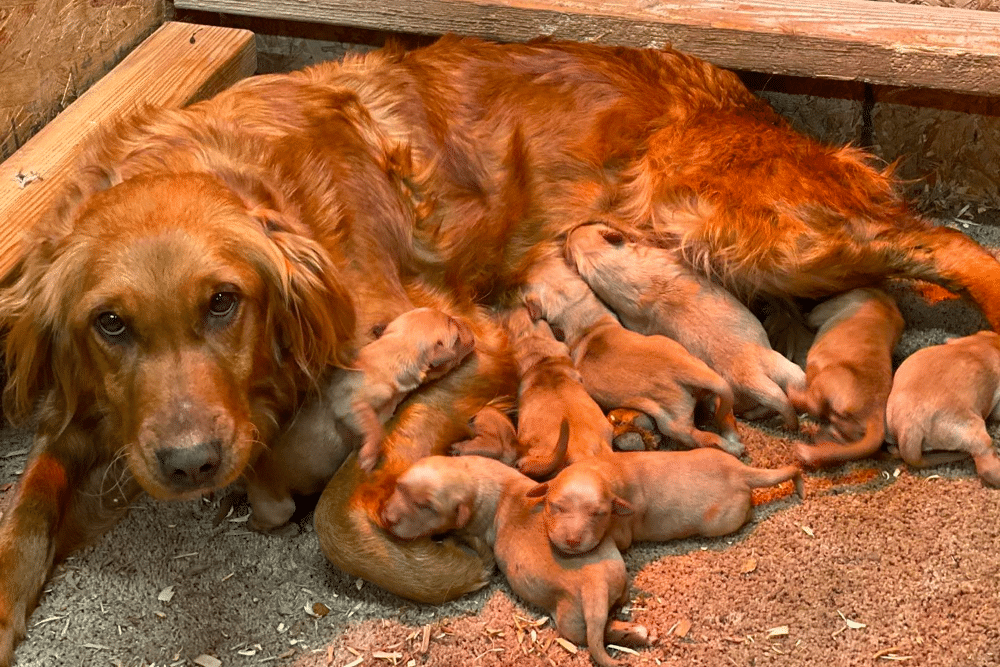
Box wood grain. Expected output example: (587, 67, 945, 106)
(174, 0, 1000, 94)
(0, 21, 257, 279)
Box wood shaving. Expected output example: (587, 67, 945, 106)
(608, 644, 640, 656)
(674, 618, 692, 637)
(157, 586, 175, 603)
(767, 625, 790, 638)
(740, 557, 758, 574)
(837, 610, 867, 629)
(801, 525, 815, 537)
(192, 655, 221, 667)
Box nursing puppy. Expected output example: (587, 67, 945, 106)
(886, 331, 1000, 487)
(449, 405, 521, 464)
(380, 445, 651, 667)
(524, 253, 742, 456)
(246, 308, 475, 530)
(503, 305, 613, 477)
(790, 289, 904, 468)
(567, 222, 804, 427)
(529, 449, 803, 555)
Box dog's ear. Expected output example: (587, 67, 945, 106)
(216, 168, 358, 376)
(611, 496, 635, 516)
(0, 221, 93, 430)
(525, 482, 549, 498)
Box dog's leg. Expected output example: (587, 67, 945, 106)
(0, 426, 135, 667)
(875, 224, 1000, 331)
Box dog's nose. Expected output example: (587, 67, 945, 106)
(156, 440, 223, 490)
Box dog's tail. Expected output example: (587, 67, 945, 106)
(742, 464, 804, 498)
(795, 410, 885, 469)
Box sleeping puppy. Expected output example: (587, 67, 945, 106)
(7, 35, 1000, 662)
(523, 252, 743, 456)
(529, 449, 803, 555)
(566, 222, 804, 427)
(791, 289, 904, 467)
(246, 307, 475, 531)
(502, 305, 613, 477)
(885, 331, 1000, 487)
(449, 404, 520, 464)
(380, 444, 652, 667)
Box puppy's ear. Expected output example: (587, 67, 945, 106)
(218, 169, 358, 375)
(525, 482, 549, 498)
(611, 496, 634, 516)
(454, 502, 472, 529)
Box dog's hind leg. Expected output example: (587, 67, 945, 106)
(872, 222, 1000, 331)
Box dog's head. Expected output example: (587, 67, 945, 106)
(1, 171, 356, 499)
(527, 461, 633, 555)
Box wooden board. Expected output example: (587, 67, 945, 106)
(0, 21, 257, 279)
(174, 0, 1000, 95)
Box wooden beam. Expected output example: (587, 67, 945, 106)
(175, 0, 1000, 96)
(0, 21, 257, 279)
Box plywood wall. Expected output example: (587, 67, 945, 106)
(1, 0, 167, 161)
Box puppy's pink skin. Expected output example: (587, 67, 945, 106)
(530, 449, 803, 555)
(567, 222, 804, 428)
(789, 288, 903, 468)
(380, 455, 650, 667)
(886, 330, 1000, 487)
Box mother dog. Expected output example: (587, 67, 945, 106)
(3, 35, 1000, 663)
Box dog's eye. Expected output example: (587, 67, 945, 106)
(599, 229, 626, 246)
(95, 311, 127, 339)
(208, 292, 239, 318)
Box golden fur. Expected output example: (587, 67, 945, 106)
(4, 36, 1000, 663)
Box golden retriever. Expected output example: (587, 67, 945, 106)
(3, 35, 1000, 662)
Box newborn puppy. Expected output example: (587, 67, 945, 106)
(529, 449, 803, 555)
(380, 443, 651, 667)
(449, 405, 520, 465)
(886, 331, 1000, 487)
(523, 252, 742, 456)
(246, 308, 475, 530)
(790, 289, 904, 468)
(504, 305, 613, 477)
(566, 222, 804, 427)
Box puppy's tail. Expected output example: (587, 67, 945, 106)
(795, 410, 885, 469)
(517, 418, 569, 479)
(742, 464, 804, 498)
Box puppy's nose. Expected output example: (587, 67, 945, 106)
(156, 440, 223, 490)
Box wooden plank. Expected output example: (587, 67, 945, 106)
(0, 21, 257, 279)
(175, 0, 1000, 95)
